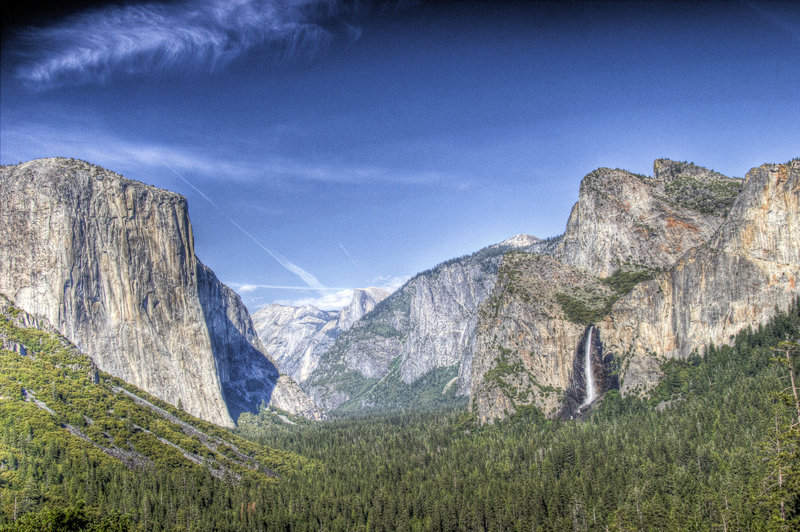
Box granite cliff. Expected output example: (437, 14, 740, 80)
(302, 236, 544, 412)
(554, 160, 741, 276)
(252, 287, 388, 385)
(0, 158, 321, 427)
(470, 158, 797, 422)
(293, 157, 795, 422)
(469, 253, 614, 422)
(4, 156, 793, 425)
(602, 159, 800, 394)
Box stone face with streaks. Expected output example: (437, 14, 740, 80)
(304, 238, 543, 411)
(0, 158, 320, 426)
(469, 159, 796, 422)
(555, 161, 741, 277)
(601, 160, 800, 394)
(469, 253, 603, 422)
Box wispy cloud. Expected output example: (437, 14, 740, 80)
(0, 122, 262, 178)
(2, 122, 471, 188)
(232, 283, 347, 292)
(15, 0, 359, 87)
(281, 288, 356, 310)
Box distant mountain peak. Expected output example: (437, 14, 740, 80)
(495, 234, 542, 248)
(253, 286, 390, 385)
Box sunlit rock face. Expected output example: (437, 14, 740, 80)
(469, 253, 601, 423)
(555, 160, 741, 277)
(286, 158, 796, 421)
(0, 158, 321, 426)
(469, 158, 796, 423)
(253, 304, 339, 385)
(602, 160, 800, 394)
(252, 287, 389, 385)
(303, 238, 544, 411)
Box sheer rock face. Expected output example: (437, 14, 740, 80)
(304, 238, 542, 411)
(337, 288, 390, 331)
(555, 162, 741, 277)
(251, 287, 388, 385)
(252, 304, 338, 385)
(602, 160, 800, 394)
(0, 158, 320, 426)
(469, 254, 597, 422)
(470, 159, 791, 422)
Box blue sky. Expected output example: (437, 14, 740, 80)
(2, 0, 799, 310)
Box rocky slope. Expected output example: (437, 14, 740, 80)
(469, 158, 797, 422)
(0, 158, 321, 426)
(602, 159, 800, 394)
(555, 160, 742, 276)
(470, 253, 606, 422)
(303, 236, 543, 411)
(252, 287, 388, 385)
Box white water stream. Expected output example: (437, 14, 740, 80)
(579, 325, 596, 408)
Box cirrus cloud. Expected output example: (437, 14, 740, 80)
(16, 0, 361, 87)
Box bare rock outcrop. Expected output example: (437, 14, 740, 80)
(252, 304, 339, 385)
(252, 287, 388, 386)
(304, 237, 542, 411)
(555, 161, 741, 277)
(469, 253, 602, 422)
(0, 158, 321, 426)
(602, 159, 800, 394)
(470, 158, 793, 422)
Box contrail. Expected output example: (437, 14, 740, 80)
(159, 158, 220, 208)
(158, 158, 327, 291)
(338, 242, 359, 269)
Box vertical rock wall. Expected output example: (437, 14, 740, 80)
(602, 160, 800, 393)
(0, 158, 320, 426)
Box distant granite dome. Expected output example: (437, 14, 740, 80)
(0, 158, 322, 427)
(252, 287, 389, 385)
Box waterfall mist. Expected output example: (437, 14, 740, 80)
(579, 325, 596, 408)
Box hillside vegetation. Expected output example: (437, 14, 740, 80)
(2, 296, 798, 529)
(0, 297, 313, 530)
(239, 299, 800, 531)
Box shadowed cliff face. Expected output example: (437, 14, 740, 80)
(0, 158, 320, 426)
(197, 263, 280, 422)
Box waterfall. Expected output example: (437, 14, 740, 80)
(579, 325, 596, 408)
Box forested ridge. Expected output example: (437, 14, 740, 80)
(1, 298, 799, 530)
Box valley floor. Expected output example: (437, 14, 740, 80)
(2, 301, 800, 530)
